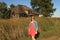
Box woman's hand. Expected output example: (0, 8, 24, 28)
(36, 31, 37, 34)
(36, 29, 38, 34)
(28, 29, 30, 35)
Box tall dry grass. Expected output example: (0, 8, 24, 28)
(0, 17, 60, 40)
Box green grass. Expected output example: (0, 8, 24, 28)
(0, 17, 60, 40)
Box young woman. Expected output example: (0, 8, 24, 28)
(28, 15, 38, 40)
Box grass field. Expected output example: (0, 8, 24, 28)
(0, 17, 60, 40)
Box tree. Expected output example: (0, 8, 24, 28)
(10, 4, 15, 9)
(30, 0, 56, 17)
(0, 11, 3, 18)
(0, 2, 8, 18)
(6, 8, 11, 18)
(0, 2, 7, 13)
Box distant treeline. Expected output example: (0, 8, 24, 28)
(0, 2, 15, 19)
(0, 0, 56, 19)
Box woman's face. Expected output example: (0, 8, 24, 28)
(31, 16, 35, 21)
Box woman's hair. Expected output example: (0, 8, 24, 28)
(31, 15, 35, 21)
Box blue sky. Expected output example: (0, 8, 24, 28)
(0, 0, 60, 17)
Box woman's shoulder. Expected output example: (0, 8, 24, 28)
(30, 20, 37, 24)
(34, 20, 37, 23)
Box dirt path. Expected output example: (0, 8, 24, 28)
(40, 36, 60, 40)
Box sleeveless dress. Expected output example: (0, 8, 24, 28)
(28, 21, 38, 36)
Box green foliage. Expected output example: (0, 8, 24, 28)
(0, 2, 9, 19)
(10, 4, 15, 9)
(30, 0, 56, 17)
(0, 3, 15, 19)
(0, 2, 7, 12)
(0, 2, 11, 19)
(0, 11, 3, 18)
(0, 2, 7, 8)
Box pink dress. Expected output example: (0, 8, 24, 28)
(28, 22, 36, 36)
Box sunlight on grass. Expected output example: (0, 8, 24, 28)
(0, 17, 60, 40)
